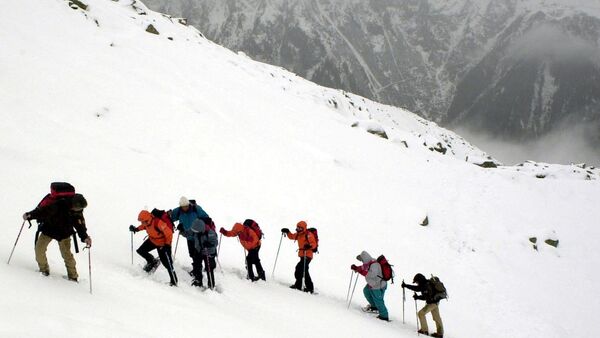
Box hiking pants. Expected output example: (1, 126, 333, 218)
(418, 303, 444, 335)
(293, 256, 313, 292)
(35, 233, 78, 279)
(192, 253, 216, 289)
(363, 285, 388, 318)
(246, 245, 266, 280)
(137, 239, 178, 285)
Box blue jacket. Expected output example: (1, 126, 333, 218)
(171, 204, 209, 239)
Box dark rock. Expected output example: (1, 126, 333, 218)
(529, 237, 538, 251)
(420, 216, 429, 226)
(476, 161, 498, 168)
(146, 24, 159, 35)
(367, 128, 388, 139)
(68, 0, 87, 10)
(545, 239, 559, 248)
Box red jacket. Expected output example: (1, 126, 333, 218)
(222, 223, 260, 250)
(136, 210, 172, 247)
(286, 221, 317, 258)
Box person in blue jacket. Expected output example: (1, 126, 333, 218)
(170, 196, 209, 274)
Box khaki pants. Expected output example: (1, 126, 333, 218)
(35, 233, 78, 279)
(418, 303, 444, 335)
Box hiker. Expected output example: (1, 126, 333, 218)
(129, 210, 178, 286)
(281, 221, 316, 293)
(351, 250, 389, 321)
(220, 219, 266, 281)
(403, 273, 444, 338)
(170, 196, 209, 268)
(190, 218, 218, 289)
(23, 193, 90, 281)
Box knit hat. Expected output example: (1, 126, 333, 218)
(179, 196, 190, 207)
(71, 194, 87, 211)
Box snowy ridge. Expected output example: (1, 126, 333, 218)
(1, 1, 600, 338)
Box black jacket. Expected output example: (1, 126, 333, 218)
(405, 281, 438, 304)
(29, 198, 88, 241)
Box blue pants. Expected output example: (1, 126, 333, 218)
(363, 285, 388, 318)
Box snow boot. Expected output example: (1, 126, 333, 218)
(40, 270, 49, 277)
(417, 330, 429, 335)
(143, 258, 160, 273)
(290, 284, 301, 290)
(191, 279, 203, 288)
(431, 334, 443, 338)
(376, 315, 389, 321)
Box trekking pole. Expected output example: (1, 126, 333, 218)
(244, 248, 249, 280)
(83, 246, 92, 294)
(402, 280, 406, 324)
(271, 233, 284, 279)
(130, 230, 134, 265)
(347, 272, 359, 309)
(205, 255, 213, 290)
(7, 220, 27, 265)
(218, 233, 223, 256)
(302, 251, 307, 290)
(173, 232, 180, 262)
(216, 256, 224, 275)
(415, 293, 420, 336)
(346, 270, 355, 302)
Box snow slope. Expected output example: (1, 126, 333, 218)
(1, 1, 599, 338)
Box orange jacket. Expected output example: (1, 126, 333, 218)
(136, 210, 173, 247)
(222, 223, 260, 250)
(286, 221, 317, 258)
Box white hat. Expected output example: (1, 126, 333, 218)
(179, 196, 190, 207)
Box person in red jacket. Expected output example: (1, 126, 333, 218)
(129, 210, 178, 286)
(281, 221, 316, 293)
(220, 219, 266, 281)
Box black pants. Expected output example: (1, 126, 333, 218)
(137, 239, 178, 285)
(192, 253, 216, 289)
(246, 245, 266, 281)
(293, 256, 313, 292)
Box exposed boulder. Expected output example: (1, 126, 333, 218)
(146, 24, 159, 35)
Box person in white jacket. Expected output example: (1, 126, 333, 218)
(351, 250, 389, 321)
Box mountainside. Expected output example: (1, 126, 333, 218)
(143, 0, 600, 143)
(1, 1, 600, 338)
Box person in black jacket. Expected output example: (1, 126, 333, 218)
(23, 194, 91, 281)
(402, 273, 444, 338)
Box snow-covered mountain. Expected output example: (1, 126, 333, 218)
(144, 0, 600, 143)
(1, 1, 599, 338)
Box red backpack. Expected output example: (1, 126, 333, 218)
(38, 182, 76, 207)
(151, 208, 175, 231)
(376, 255, 394, 283)
(243, 219, 263, 239)
(307, 227, 319, 253)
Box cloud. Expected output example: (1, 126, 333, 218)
(508, 23, 600, 64)
(455, 121, 600, 166)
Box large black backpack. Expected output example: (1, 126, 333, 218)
(429, 276, 448, 302)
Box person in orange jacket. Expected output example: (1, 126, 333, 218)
(220, 219, 266, 281)
(281, 221, 316, 293)
(129, 210, 178, 286)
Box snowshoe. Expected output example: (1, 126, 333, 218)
(143, 258, 160, 273)
(361, 305, 379, 313)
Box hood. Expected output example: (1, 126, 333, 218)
(191, 218, 206, 233)
(296, 220, 307, 232)
(137, 210, 152, 222)
(356, 250, 374, 263)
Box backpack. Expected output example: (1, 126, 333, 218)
(200, 216, 216, 232)
(35, 182, 80, 251)
(151, 208, 175, 231)
(38, 182, 76, 208)
(307, 227, 319, 253)
(429, 276, 448, 302)
(376, 255, 394, 283)
(243, 219, 263, 239)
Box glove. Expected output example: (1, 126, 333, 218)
(129, 225, 138, 233)
(84, 237, 92, 248)
(219, 227, 226, 235)
(281, 228, 290, 234)
(351, 264, 358, 271)
(401, 281, 407, 288)
(413, 294, 418, 300)
(22, 213, 31, 221)
(176, 223, 183, 232)
(303, 244, 311, 249)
